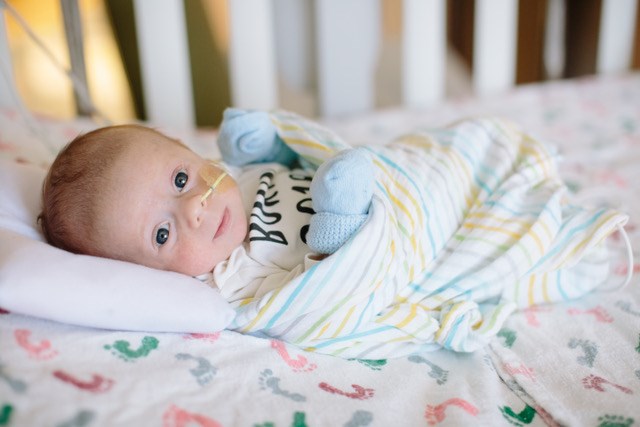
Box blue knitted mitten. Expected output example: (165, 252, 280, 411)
(217, 108, 298, 166)
(307, 148, 374, 254)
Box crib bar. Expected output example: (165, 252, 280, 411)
(473, 0, 518, 95)
(132, 0, 194, 129)
(597, 0, 639, 74)
(402, 0, 446, 107)
(0, 8, 18, 109)
(227, 0, 278, 110)
(314, 0, 381, 117)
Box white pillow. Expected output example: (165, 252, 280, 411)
(0, 157, 235, 332)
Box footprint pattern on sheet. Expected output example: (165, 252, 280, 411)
(3, 78, 640, 426)
(104, 336, 159, 362)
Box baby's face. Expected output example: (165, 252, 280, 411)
(96, 132, 247, 276)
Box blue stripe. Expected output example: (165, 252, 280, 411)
(264, 262, 319, 330)
(533, 208, 607, 268)
(443, 313, 466, 349)
(313, 326, 394, 349)
(293, 238, 355, 318)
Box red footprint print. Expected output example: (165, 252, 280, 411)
(184, 332, 221, 343)
(424, 398, 479, 425)
(163, 404, 221, 427)
(567, 306, 613, 323)
(271, 340, 317, 372)
(582, 375, 633, 395)
(53, 370, 114, 394)
(14, 329, 58, 360)
(503, 363, 536, 381)
(318, 382, 374, 400)
(522, 306, 551, 327)
(613, 261, 640, 277)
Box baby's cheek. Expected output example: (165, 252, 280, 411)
(171, 243, 215, 276)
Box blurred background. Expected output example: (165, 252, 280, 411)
(5, 0, 640, 127)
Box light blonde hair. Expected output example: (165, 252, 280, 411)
(39, 124, 181, 255)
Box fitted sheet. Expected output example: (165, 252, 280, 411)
(1, 74, 638, 426)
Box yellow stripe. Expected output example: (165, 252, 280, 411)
(434, 304, 462, 340)
(313, 321, 332, 340)
(542, 273, 550, 303)
(286, 138, 333, 152)
(395, 304, 418, 329)
(241, 288, 283, 332)
(272, 121, 303, 132)
(467, 211, 552, 248)
(376, 304, 401, 323)
(372, 159, 421, 228)
(527, 274, 536, 306)
(461, 222, 545, 255)
(332, 306, 356, 338)
(557, 212, 619, 266)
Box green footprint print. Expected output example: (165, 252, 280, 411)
(355, 359, 387, 371)
(500, 404, 536, 426)
(104, 336, 159, 362)
(254, 412, 307, 427)
(498, 328, 517, 348)
(598, 415, 635, 427)
(0, 405, 13, 426)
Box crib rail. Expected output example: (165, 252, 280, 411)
(1, 0, 639, 128)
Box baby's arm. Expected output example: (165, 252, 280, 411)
(217, 108, 298, 167)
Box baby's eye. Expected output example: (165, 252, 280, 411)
(156, 227, 169, 245)
(175, 171, 188, 190)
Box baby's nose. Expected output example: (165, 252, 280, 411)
(184, 192, 206, 228)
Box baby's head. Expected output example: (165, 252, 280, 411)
(40, 125, 247, 276)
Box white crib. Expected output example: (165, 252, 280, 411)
(1, 0, 639, 129)
(2, 2, 640, 426)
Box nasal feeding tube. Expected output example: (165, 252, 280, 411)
(199, 162, 228, 206)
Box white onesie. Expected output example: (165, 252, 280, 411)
(201, 163, 321, 301)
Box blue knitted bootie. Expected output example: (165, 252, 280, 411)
(307, 148, 374, 254)
(217, 108, 297, 166)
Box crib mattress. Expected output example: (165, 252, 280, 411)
(1, 74, 639, 426)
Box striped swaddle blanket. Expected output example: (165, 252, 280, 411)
(228, 111, 628, 359)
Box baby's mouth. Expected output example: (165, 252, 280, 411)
(213, 208, 229, 240)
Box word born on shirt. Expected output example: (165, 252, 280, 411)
(249, 170, 315, 245)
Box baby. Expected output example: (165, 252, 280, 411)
(39, 109, 374, 299)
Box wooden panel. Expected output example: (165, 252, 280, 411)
(105, 0, 146, 120)
(133, 0, 195, 128)
(564, 0, 601, 77)
(227, 0, 278, 110)
(184, 0, 230, 127)
(448, 0, 475, 72)
(402, 0, 446, 107)
(516, 0, 548, 84)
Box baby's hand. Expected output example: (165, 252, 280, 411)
(217, 108, 296, 166)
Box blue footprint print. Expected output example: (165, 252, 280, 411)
(568, 338, 598, 367)
(0, 363, 27, 394)
(344, 410, 373, 427)
(55, 410, 95, 427)
(259, 369, 306, 402)
(407, 355, 449, 385)
(175, 353, 217, 386)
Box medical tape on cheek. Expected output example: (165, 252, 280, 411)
(199, 162, 229, 205)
